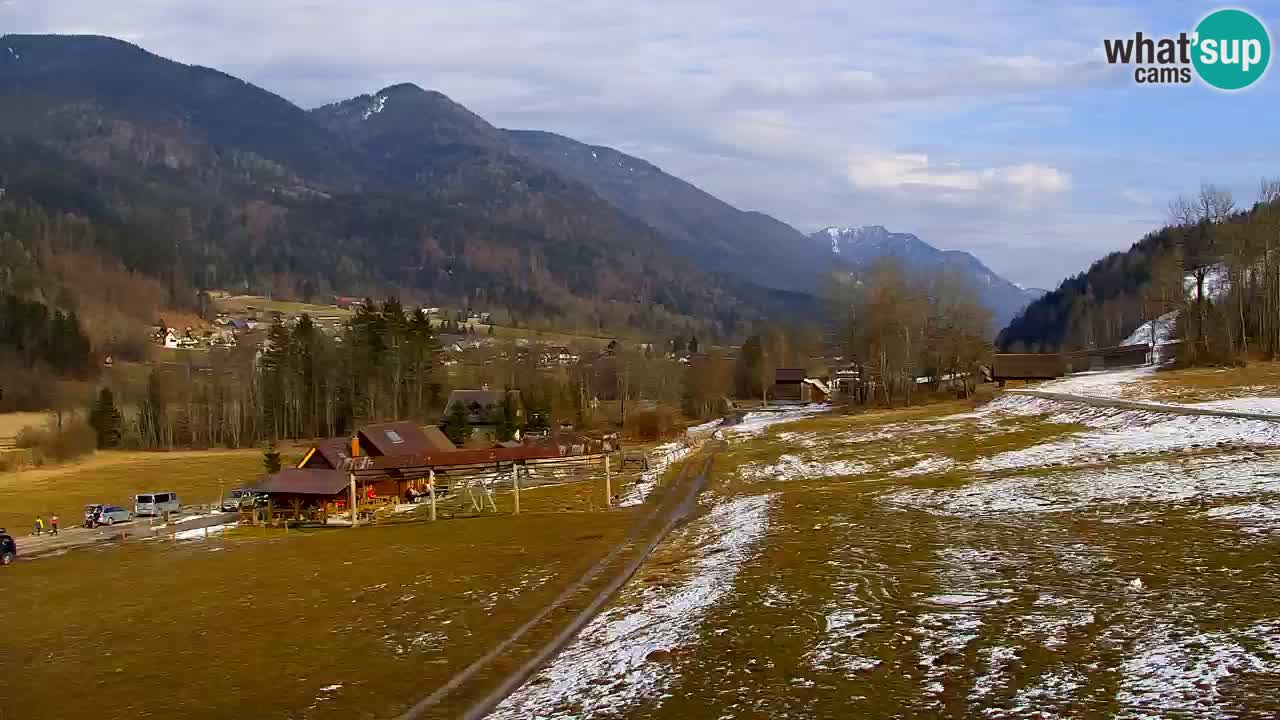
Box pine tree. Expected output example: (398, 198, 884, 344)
(494, 391, 520, 442)
(263, 441, 282, 474)
(442, 401, 472, 446)
(88, 387, 122, 449)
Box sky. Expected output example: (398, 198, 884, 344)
(4, 0, 1279, 289)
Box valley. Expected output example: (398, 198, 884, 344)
(1, 5, 1277, 720)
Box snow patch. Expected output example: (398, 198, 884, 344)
(1116, 622, 1280, 718)
(362, 94, 388, 119)
(737, 454, 872, 482)
(492, 494, 774, 719)
(891, 456, 955, 477)
(722, 405, 829, 440)
(174, 522, 236, 540)
(887, 453, 1280, 519)
(618, 441, 692, 507)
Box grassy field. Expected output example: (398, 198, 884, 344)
(494, 386, 1280, 718)
(0, 439, 680, 719)
(0, 411, 53, 442)
(0, 450, 268, 532)
(0, 509, 637, 720)
(1137, 362, 1280, 402)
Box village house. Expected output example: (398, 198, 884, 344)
(773, 368, 829, 403)
(252, 421, 458, 521)
(443, 388, 525, 446)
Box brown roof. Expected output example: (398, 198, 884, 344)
(421, 425, 456, 452)
(359, 421, 445, 456)
(251, 468, 352, 496)
(775, 368, 807, 384)
(303, 436, 352, 469)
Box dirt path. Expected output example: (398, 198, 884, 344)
(395, 444, 721, 720)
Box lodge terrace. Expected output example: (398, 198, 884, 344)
(248, 421, 619, 525)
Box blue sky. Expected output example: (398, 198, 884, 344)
(4, 0, 1279, 288)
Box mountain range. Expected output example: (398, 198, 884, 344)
(815, 226, 1046, 328)
(0, 33, 1037, 336)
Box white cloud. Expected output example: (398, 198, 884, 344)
(846, 153, 1071, 200)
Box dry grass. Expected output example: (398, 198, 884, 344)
(0, 411, 52, 441)
(0, 449, 269, 532)
(0, 509, 636, 720)
(613, 387, 1280, 718)
(1137, 361, 1280, 402)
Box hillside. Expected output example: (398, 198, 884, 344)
(814, 225, 1042, 328)
(0, 34, 755, 336)
(508, 130, 831, 294)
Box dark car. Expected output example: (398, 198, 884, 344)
(220, 489, 257, 512)
(0, 528, 16, 566)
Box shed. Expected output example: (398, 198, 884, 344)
(991, 354, 1065, 383)
(249, 468, 358, 524)
(773, 368, 808, 401)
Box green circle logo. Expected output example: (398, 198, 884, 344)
(1193, 9, 1271, 90)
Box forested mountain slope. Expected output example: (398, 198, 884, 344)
(998, 187, 1280, 363)
(508, 130, 831, 294)
(0, 34, 766, 337)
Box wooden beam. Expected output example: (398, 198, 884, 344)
(512, 463, 521, 516)
(428, 468, 437, 522)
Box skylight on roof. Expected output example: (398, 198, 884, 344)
(386, 430, 404, 443)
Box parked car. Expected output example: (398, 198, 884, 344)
(0, 528, 16, 566)
(83, 503, 105, 528)
(221, 489, 257, 512)
(96, 506, 133, 526)
(135, 491, 181, 517)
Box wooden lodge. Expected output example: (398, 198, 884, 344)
(249, 419, 614, 525)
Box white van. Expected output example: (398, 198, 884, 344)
(135, 491, 181, 517)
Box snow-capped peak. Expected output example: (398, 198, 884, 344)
(6, 47, 19, 61)
(362, 93, 388, 120)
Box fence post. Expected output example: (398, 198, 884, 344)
(513, 463, 521, 516)
(349, 475, 358, 528)
(605, 455, 612, 508)
(428, 468, 437, 522)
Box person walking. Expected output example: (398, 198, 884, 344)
(33, 515, 44, 536)
(50, 513, 59, 536)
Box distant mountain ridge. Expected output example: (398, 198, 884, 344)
(0, 34, 751, 332)
(813, 225, 1042, 328)
(507, 129, 830, 294)
(0, 33, 1036, 336)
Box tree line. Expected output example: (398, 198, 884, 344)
(999, 182, 1280, 366)
(0, 293, 94, 380)
(832, 260, 991, 405)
